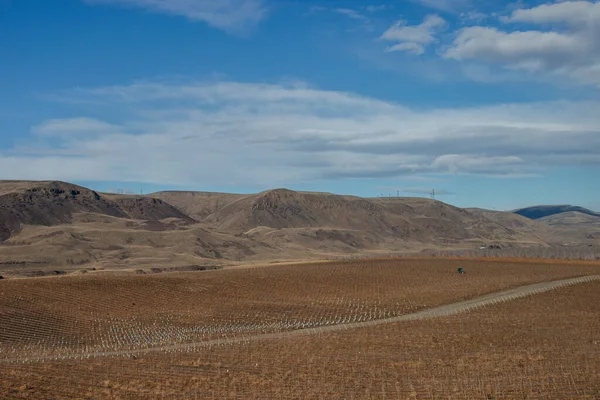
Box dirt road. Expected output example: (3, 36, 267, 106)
(4, 274, 599, 364)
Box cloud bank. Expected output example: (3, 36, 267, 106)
(3, 80, 598, 186)
(375, 1, 600, 88)
(445, 1, 600, 86)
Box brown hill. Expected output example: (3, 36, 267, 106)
(204, 189, 393, 232)
(374, 198, 546, 244)
(539, 211, 600, 227)
(4, 181, 593, 278)
(155, 189, 547, 248)
(466, 208, 549, 233)
(538, 211, 600, 241)
(150, 191, 245, 220)
(0, 181, 192, 242)
(468, 208, 600, 245)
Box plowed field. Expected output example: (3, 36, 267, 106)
(1, 258, 599, 398)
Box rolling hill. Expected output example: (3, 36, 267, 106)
(539, 211, 600, 227)
(537, 212, 600, 241)
(155, 188, 546, 244)
(514, 205, 600, 220)
(0, 180, 596, 277)
(150, 191, 245, 221)
(0, 181, 192, 242)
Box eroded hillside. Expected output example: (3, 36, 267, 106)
(0, 181, 596, 277)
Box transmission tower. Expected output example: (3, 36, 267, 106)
(430, 189, 436, 200)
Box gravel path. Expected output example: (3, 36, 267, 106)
(4, 274, 599, 364)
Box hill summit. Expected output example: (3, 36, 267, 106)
(0, 181, 191, 241)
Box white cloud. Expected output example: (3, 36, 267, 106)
(412, 0, 471, 12)
(381, 14, 447, 54)
(431, 154, 525, 175)
(334, 8, 367, 20)
(310, 7, 374, 32)
(445, 27, 585, 70)
(385, 42, 425, 55)
(382, 15, 446, 43)
(83, 0, 266, 33)
(6, 80, 600, 186)
(505, 1, 600, 25)
(445, 1, 600, 86)
(32, 118, 119, 137)
(460, 11, 488, 24)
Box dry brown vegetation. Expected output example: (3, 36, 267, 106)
(4, 180, 598, 277)
(1, 259, 600, 398)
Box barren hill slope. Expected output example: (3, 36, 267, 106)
(3, 181, 591, 278)
(469, 208, 600, 244)
(0, 181, 192, 242)
(190, 189, 546, 246)
(204, 189, 392, 232)
(375, 198, 545, 244)
(150, 191, 245, 221)
(538, 212, 600, 241)
(466, 208, 549, 233)
(539, 211, 600, 227)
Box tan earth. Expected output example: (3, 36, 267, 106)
(1, 180, 598, 278)
(1, 258, 599, 398)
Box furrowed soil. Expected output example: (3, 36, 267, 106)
(1, 258, 599, 399)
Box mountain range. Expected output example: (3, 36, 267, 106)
(0, 180, 598, 277)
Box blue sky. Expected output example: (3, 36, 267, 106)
(1, 0, 599, 210)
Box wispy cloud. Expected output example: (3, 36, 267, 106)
(83, 0, 267, 33)
(412, 0, 472, 13)
(310, 6, 374, 31)
(334, 8, 367, 20)
(381, 15, 447, 55)
(32, 118, 120, 138)
(459, 10, 488, 24)
(6, 80, 600, 186)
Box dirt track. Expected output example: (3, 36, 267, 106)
(4, 274, 598, 364)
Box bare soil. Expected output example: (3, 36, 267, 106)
(1, 259, 600, 398)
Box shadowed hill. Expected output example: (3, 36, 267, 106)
(0, 181, 192, 242)
(514, 205, 600, 220)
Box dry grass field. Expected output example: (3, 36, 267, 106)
(1, 258, 600, 398)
